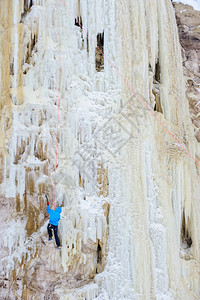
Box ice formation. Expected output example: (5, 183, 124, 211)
(0, 0, 200, 299)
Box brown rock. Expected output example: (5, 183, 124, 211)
(174, 2, 200, 142)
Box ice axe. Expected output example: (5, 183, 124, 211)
(45, 195, 49, 205)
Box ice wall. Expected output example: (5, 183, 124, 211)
(0, 0, 200, 299)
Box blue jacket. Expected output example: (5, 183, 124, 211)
(47, 205, 62, 226)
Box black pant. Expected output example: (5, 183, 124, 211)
(47, 223, 61, 246)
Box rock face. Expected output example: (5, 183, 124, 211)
(0, 0, 200, 299)
(173, 2, 200, 142)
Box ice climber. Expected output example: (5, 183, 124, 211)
(46, 195, 62, 248)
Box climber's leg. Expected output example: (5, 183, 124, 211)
(53, 226, 60, 247)
(47, 223, 53, 240)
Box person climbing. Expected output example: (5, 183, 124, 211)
(45, 195, 62, 248)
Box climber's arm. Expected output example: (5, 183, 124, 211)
(45, 195, 52, 214)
